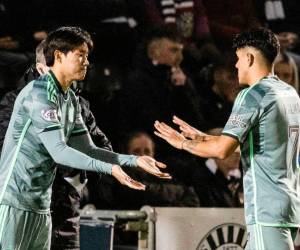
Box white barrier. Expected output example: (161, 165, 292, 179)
(140, 207, 247, 250)
(80, 208, 300, 250)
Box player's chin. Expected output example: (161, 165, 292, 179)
(76, 71, 87, 80)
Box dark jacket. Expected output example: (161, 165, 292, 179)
(117, 48, 208, 184)
(120, 47, 208, 142)
(192, 163, 242, 207)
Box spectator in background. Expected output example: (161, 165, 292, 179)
(274, 52, 299, 93)
(118, 26, 207, 184)
(189, 126, 243, 207)
(0, 0, 47, 96)
(195, 144, 243, 207)
(120, 26, 207, 138)
(143, 0, 221, 77)
(196, 55, 240, 129)
(144, 0, 210, 42)
(203, 0, 260, 49)
(114, 131, 200, 209)
(254, 0, 300, 60)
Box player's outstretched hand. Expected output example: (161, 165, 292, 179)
(136, 156, 171, 179)
(173, 115, 206, 139)
(154, 120, 186, 149)
(112, 165, 146, 190)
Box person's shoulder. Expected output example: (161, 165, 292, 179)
(236, 79, 272, 107)
(260, 75, 298, 97)
(233, 86, 260, 108)
(29, 74, 59, 104)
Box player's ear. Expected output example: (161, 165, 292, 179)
(54, 50, 63, 63)
(246, 53, 255, 67)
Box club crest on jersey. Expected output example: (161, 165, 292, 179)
(196, 223, 247, 250)
(41, 109, 58, 122)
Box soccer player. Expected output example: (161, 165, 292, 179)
(154, 28, 300, 250)
(0, 26, 170, 250)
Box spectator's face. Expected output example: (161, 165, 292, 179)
(127, 135, 155, 157)
(152, 38, 183, 67)
(214, 69, 239, 102)
(274, 61, 294, 85)
(235, 49, 250, 85)
(59, 42, 89, 81)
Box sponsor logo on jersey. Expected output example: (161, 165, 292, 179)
(228, 115, 247, 128)
(41, 109, 58, 122)
(196, 223, 247, 250)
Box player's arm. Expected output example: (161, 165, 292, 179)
(38, 130, 146, 190)
(25, 82, 155, 190)
(154, 121, 239, 159)
(68, 130, 137, 168)
(155, 88, 260, 159)
(172, 115, 209, 139)
(68, 112, 171, 180)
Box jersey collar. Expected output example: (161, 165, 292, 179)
(48, 70, 69, 97)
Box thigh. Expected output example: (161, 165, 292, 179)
(245, 224, 295, 250)
(0, 204, 51, 250)
(29, 212, 52, 250)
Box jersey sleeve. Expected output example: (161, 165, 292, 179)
(222, 88, 261, 143)
(68, 131, 137, 168)
(24, 81, 113, 174)
(24, 81, 61, 134)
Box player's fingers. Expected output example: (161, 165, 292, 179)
(154, 124, 171, 137)
(155, 161, 167, 168)
(154, 122, 172, 135)
(155, 172, 172, 179)
(159, 122, 176, 135)
(173, 115, 186, 125)
(125, 177, 146, 190)
(179, 125, 191, 133)
(160, 122, 175, 132)
(145, 165, 172, 179)
(154, 131, 169, 141)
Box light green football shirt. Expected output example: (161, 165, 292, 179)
(0, 71, 137, 214)
(223, 75, 300, 227)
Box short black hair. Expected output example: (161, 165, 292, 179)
(232, 28, 280, 65)
(44, 26, 93, 66)
(145, 25, 182, 45)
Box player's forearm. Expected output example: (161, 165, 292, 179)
(85, 146, 137, 168)
(53, 145, 114, 174)
(69, 133, 137, 167)
(182, 136, 227, 159)
(39, 130, 113, 174)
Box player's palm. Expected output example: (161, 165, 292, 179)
(136, 156, 171, 179)
(112, 165, 145, 190)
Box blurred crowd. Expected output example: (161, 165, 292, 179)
(0, 0, 300, 211)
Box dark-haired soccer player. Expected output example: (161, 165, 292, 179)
(155, 28, 300, 250)
(0, 26, 170, 250)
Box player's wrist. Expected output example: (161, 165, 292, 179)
(111, 165, 120, 177)
(180, 139, 188, 150)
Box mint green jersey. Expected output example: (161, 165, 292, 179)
(223, 75, 300, 226)
(0, 71, 137, 214)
